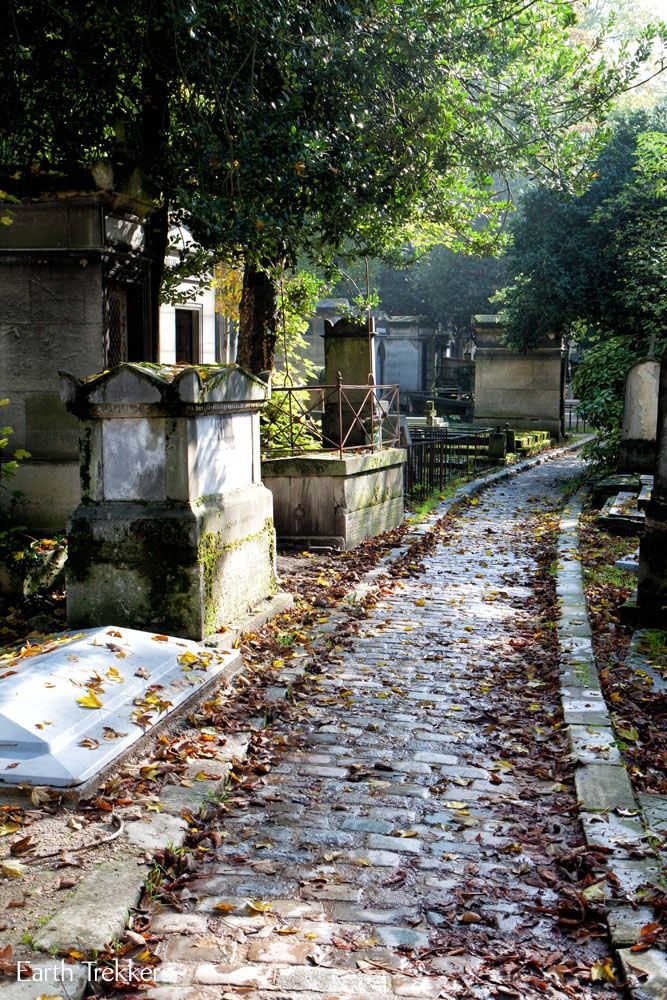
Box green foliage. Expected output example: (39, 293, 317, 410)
(500, 107, 667, 351)
(261, 268, 326, 454)
(2, 0, 662, 370)
(498, 108, 667, 468)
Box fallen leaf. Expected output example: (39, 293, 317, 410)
(0, 860, 26, 878)
(247, 899, 272, 913)
(78, 737, 100, 750)
(30, 786, 52, 806)
(76, 688, 103, 709)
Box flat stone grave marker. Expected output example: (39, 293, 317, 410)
(0, 626, 239, 788)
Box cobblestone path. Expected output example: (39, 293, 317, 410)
(151, 454, 620, 999)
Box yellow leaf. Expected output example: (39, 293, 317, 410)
(0, 860, 25, 878)
(77, 688, 103, 709)
(272, 658, 285, 669)
(395, 829, 419, 838)
(354, 857, 372, 867)
(247, 899, 272, 913)
(106, 666, 124, 683)
(31, 786, 52, 806)
(0, 822, 20, 837)
(590, 958, 616, 984)
(276, 926, 299, 935)
(214, 902, 237, 913)
(415, 598, 426, 606)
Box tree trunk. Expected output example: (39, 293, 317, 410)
(144, 202, 169, 360)
(237, 262, 277, 374)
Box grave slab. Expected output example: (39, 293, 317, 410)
(0, 626, 240, 788)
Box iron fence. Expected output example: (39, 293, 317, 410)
(564, 400, 588, 433)
(405, 427, 496, 499)
(262, 377, 401, 458)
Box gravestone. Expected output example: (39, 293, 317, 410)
(619, 359, 660, 472)
(0, 626, 239, 788)
(61, 363, 276, 639)
(322, 317, 376, 447)
(636, 350, 667, 624)
(472, 315, 565, 438)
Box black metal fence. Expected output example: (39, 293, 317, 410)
(564, 400, 588, 433)
(405, 426, 496, 500)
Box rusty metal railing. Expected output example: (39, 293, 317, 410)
(262, 375, 401, 458)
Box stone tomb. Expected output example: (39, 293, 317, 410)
(619, 358, 660, 472)
(61, 363, 277, 639)
(0, 626, 239, 788)
(262, 448, 406, 551)
(472, 315, 565, 438)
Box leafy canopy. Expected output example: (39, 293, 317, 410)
(2, 1, 659, 263)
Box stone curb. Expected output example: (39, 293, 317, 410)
(10, 437, 592, 994)
(556, 495, 667, 998)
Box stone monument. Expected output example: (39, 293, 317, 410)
(619, 358, 660, 472)
(61, 363, 276, 639)
(0, 193, 154, 530)
(636, 350, 667, 624)
(322, 316, 376, 447)
(472, 315, 566, 438)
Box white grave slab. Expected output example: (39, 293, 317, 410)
(0, 626, 240, 788)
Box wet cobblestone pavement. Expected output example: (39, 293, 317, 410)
(149, 453, 622, 999)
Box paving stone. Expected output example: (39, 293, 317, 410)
(607, 906, 656, 947)
(609, 857, 663, 897)
(367, 833, 423, 854)
(373, 925, 431, 948)
(1, 961, 89, 1000)
(575, 763, 638, 811)
(246, 937, 322, 964)
(618, 946, 667, 998)
(329, 903, 420, 924)
(338, 816, 395, 834)
(391, 973, 450, 997)
(580, 810, 648, 854)
(568, 725, 621, 766)
(34, 859, 145, 952)
(276, 965, 393, 996)
(150, 913, 210, 935)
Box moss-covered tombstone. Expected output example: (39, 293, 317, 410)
(61, 363, 276, 639)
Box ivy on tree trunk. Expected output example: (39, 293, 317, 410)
(237, 263, 277, 375)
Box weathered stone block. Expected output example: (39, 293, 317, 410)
(262, 448, 406, 550)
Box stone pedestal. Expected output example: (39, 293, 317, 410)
(61, 363, 276, 639)
(322, 317, 376, 447)
(472, 315, 565, 438)
(619, 359, 660, 473)
(636, 351, 667, 624)
(262, 449, 406, 551)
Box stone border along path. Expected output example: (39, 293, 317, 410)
(557, 497, 667, 999)
(6, 436, 631, 1000)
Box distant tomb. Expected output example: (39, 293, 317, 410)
(472, 315, 565, 438)
(62, 363, 277, 639)
(619, 359, 660, 473)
